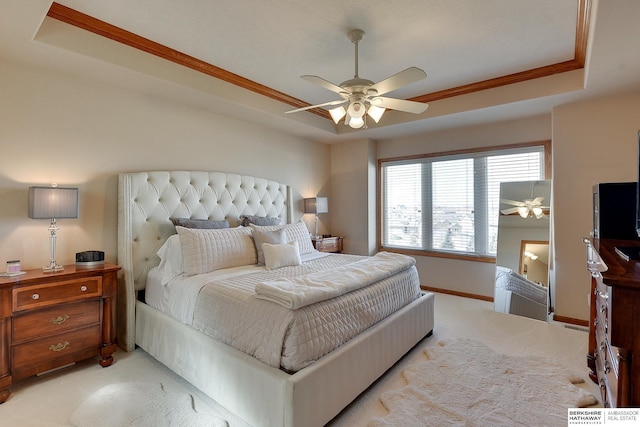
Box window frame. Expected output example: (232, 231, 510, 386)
(377, 140, 551, 263)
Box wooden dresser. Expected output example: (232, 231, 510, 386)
(584, 238, 640, 407)
(0, 263, 120, 403)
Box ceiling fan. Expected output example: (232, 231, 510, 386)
(501, 196, 550, 219)
(285, 29, 429, 129)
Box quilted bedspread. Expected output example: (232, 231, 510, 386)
(191, 254, 421, 372)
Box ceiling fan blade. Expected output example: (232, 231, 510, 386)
(369, 67, 427, 96)
(531, 197, 545, 205)
(285, 99, 347, 114)
(371, 96, 428, 114)
(501, 207, 520, 215)
(301, 75, 347, 95)
(500, 199, 525, 207)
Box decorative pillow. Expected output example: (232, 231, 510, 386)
(156, 234, 183, 284)
(176, 226, 257, 275)
(252, 228, 286, 265)
(170, 217, 230, 229)
(263, 241, 302, 270)
(240, 215, 282, 227)
(250, 221, 315, 255)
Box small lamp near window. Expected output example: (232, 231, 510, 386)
(28, 185, 79, 272)
(304, 197, 328, 239)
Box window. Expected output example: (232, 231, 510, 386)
(379, 142, 549, 259)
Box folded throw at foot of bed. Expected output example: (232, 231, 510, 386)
(255, 252, 416, 309)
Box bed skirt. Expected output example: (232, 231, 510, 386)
(135, 292, 435, 427)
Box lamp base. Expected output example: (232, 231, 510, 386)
(43, 262, 64, 273)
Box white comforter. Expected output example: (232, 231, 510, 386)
(255, 251, 415, 309)
(150, 253, 421, 372)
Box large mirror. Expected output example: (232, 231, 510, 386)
(495, 180, 551, 322)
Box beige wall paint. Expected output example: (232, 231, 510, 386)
(0, 60, 329, 270)
(552, 92, 640, 320)
(330, 139, 376, 256)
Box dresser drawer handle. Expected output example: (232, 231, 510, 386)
(49, 315, 70, 325)
(600, 342, 606, 352)
(32, 293, 40, 300)
(596, 290, 609, 300)
(80, 285, 88, 292)
(49, 341, 70, 352)
(604, 360, 611, 374)
(600, 304, 607, 314)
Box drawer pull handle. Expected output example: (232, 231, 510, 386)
(32, 293, 40, 300)
(600, 342, 605, 352)
(49, 315, 70, 325)
(596, 290, 609, 300)
(600, 305, 607, 314)
(604, 360, 611, 374)
(49, 341, 70, 352)
(80, 285, 88, 292)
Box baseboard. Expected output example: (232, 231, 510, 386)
(552, 314, 589, 327)
(421, 285, 493, 302)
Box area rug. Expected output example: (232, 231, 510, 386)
(369, 338, 598, 427)
(70, 382, 228, 427)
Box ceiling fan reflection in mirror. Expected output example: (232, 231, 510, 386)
(286, 29, 429, 129)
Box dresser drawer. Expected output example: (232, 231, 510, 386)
(12, 325, 101, 371)
(12, 301, 100, 344)
(12, 276, 102, 312)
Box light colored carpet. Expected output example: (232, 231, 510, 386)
(368, 338, 598, 427)
(70, 382, 228, 427)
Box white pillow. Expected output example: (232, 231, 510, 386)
(263, 241, 302, 270)
(250, 221, 315, 255)
(252, 227, 286, 265)
(176, 226, 257, 275)
(156, 234, 183, 284)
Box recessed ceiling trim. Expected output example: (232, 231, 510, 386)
(46, 2, 330, 120)
(47, 1, 591, 123)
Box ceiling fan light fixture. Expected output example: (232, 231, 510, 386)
(532, 206, 543, 218)
(347, 100, 366, 119)
(348, 115, 365, 129)
(367, 105, 386, 123)
(329, 106, 347, 124)
(517, 206, 529, 218)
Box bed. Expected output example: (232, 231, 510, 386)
(494, 266, 548, 321)
(117, 171, 435, 427)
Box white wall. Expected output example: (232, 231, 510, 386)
(0, 60, 329, 270)
(330, 139, 376, 255)
(374, 115, 552, 298)
(552, 91, 640, 320)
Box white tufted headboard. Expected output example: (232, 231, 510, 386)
(117, 171, 293, 351)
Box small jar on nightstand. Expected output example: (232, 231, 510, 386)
(312, 236, 343, 253)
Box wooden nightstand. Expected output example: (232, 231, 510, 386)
(312, 236, 343, 253)
(0, 263, 120, 403)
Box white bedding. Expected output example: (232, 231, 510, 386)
(255, 251, 415, 309)
(495, 266, 547, 305)
(146, 253, 421, 372)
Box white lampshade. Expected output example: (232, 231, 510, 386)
(304, 197, 328, 214)
(348, 116, 364, 129)
(347, 100, 365, 119)
(329, 106, 347, 124)
(517, 206, 529, 218)
(532, 206, 543, 218)
(367, 105, 386, 123)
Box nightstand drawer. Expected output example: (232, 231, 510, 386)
(12, 276, 102, 312)
(12, 301, 100, 343)
(12, 325, 101, 371)
(313, 237, 343, 253)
